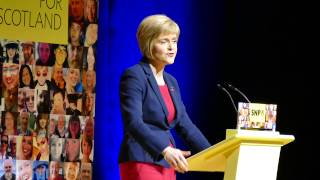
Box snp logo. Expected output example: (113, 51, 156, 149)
(251, 109, 265, 116)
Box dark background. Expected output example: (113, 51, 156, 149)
(176, 1, 312, 179)
(95, 0, 314, 179)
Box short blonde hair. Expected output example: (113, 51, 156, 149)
(137, 14, 180, 60)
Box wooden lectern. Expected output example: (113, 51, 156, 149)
(187, 129, 295, 180)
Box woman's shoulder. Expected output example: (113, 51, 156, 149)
(164, 71, 178, 84)
(120, 63, 147, 81)
(122, 63, 144, 75)
(120, 63, 148, 90)
(164, 71, 175, 79)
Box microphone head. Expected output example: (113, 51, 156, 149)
(227, 83, 235, 89)
(216, 83, 238, 114)
(217, 84, 227, 91)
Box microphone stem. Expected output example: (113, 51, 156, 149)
(234, 88, 251, 103)
(227, 84, 251, 103)
(217, 84, 238, 115)
(223, 87, 238, 114)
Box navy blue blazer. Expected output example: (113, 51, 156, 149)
(119, 59, 211, 167)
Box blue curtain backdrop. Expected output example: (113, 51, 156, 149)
(95, 0, 308, 180)
(95, 1, 208, 179)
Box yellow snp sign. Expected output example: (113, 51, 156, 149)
(0, 0, 68, 44)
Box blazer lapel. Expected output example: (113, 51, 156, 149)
(139, 61, 169, 121)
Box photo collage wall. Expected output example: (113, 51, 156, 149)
(0, 0, 98, 179)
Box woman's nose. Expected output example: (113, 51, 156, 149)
(168, 42, 173, 50)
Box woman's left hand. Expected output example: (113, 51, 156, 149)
(162, 146, 191, 173)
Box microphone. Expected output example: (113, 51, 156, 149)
(217, 84, 238, 115)
(227, 84, 251, 103)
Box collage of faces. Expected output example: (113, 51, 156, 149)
(0, 0, 98, 179)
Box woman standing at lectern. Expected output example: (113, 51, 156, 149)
(119, 14, 211, 180)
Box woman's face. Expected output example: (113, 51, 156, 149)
(86, 0, 97, 22)
(85, 24, 98, 46)
(39, 118, 48, 129)
(70, 22, 81, 44)
(267, 110, 276, 122)
(70, 0, 84, 21)
(22, 67, 31, 86)
(53, 67, 64, 82)
(53, 93, 64, 111)
(5, 112, 15, 130)
(18, 160, 33, 180)
(85, 93, 94, 112)
(55, 46, 67, 65)
(50, 162, 60, 178)
(25, 89, 35, 112)
(18, 90, 25, 106)
(66, 139, 79, 161)
(2, 63, 19, 90)
(68, 46, 83, 69)
(66, 163, 78, 180)
(36, 66, 49, 86)
(151, 33, 178, 66)
(21, 136, 33, 159)
(37, 137, 48, 154)
(84, 118, 94, 138)
(50, 138, 64, 160)
(82, 139, 92, 156)
(69, 120, 80, 138)
(49, 119, 56, 134)
(87, 47, 95, 70)
(10, 137, 17, 156)
(67, 68, 80, 87)
(7, 48, 17, 59)
(22, 44, 33, 61)
(20, 112, 29, 130)
(1, 136, 8, 151)
(39, 43, 50, 63)
(86, 71, 95, 90)
(240, 108, 249, 116)
(57, 116, 65, 130)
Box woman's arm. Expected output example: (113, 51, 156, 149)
(120, 68, 169, 160)
(172, 78, 211, 152)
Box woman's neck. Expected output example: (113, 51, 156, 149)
(82, 155, 90, 162)
(54, 78, 65, 88)
(70, 103, 77, 109)
(38, 82, 46, 87)
(54, 63, 63, 69)
(39, 129, 46, 133)
(21, 127, 27, 132)
(58, 128, 65, 135)
(67, 84, 75, 93)
(72, 40, 80, 46)
(5, 129, 14, 134)
(52, 108, 64, 114)
(88, 64, 94, 70)
(149, 63, 165, 85)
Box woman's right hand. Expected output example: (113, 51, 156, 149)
(162, 146, 191, 173)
